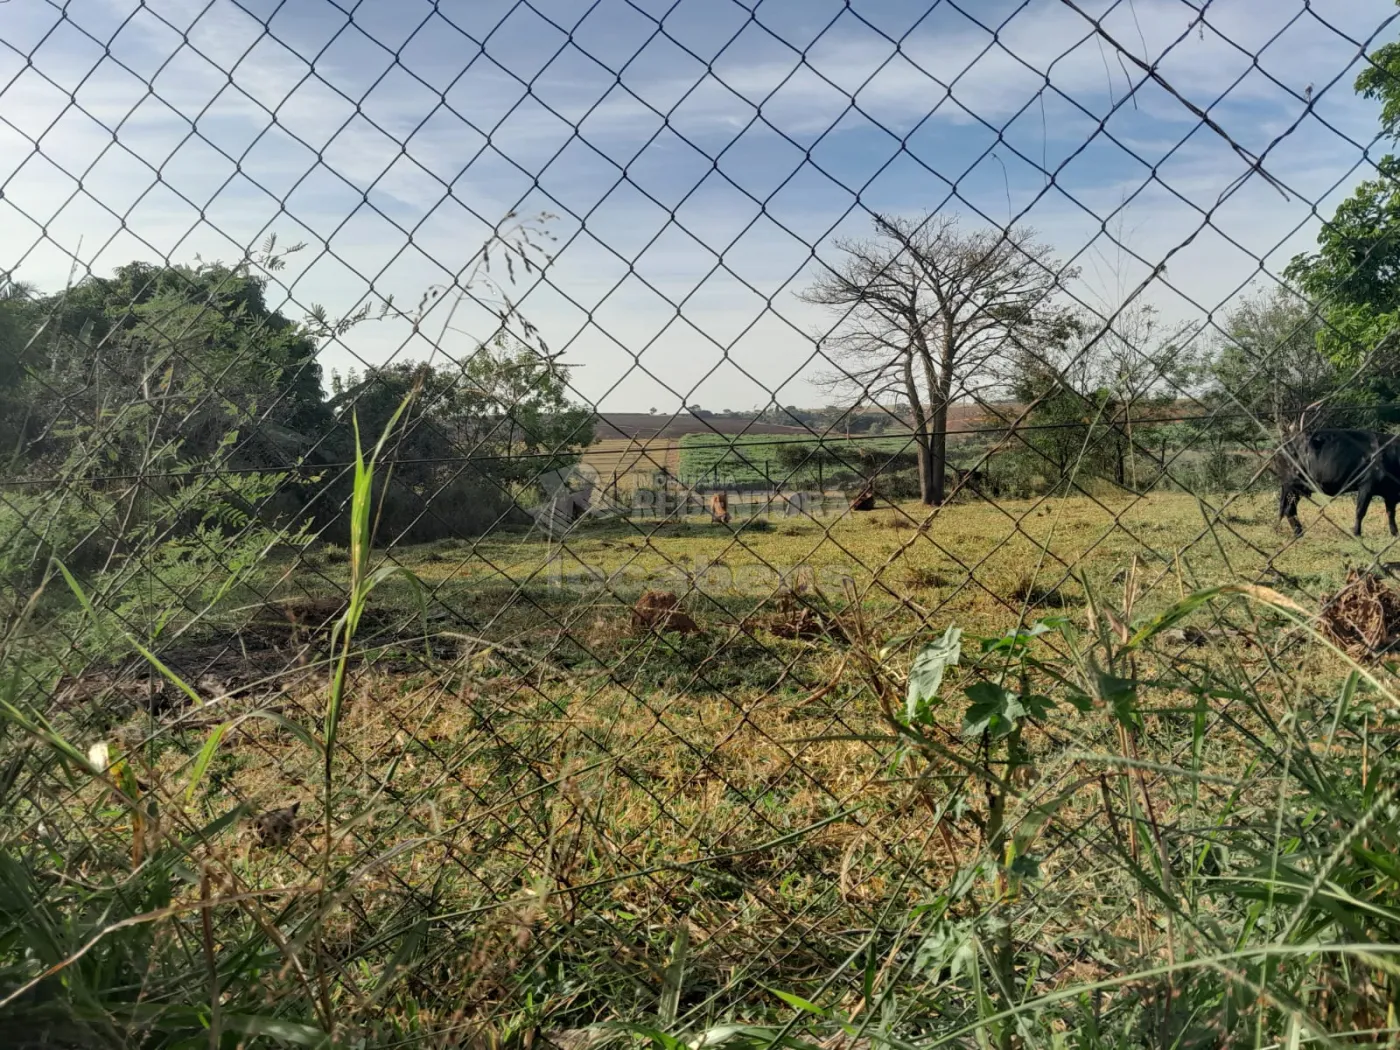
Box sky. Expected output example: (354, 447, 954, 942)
(0, 0, 1398, 414)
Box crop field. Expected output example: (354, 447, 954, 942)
(676, 433, 922, 487)
(579, 437, 684, 488)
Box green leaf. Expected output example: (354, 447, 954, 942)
(181, 802, 251, 848)
(978, 618, 1061, 655)
(1122, 586, 1229, 652)
(1094, 671, 1140, 728)
(185, 722, 230, 802)
(597, 1022, 686, 1050)
(1064, 692, 1094, 713)
(243, 710, 323, 758)
(768, 987, 828, 1017)
(905, 625, 962, 724)
(1009, 854, 1042, 880)
(914, 921, 977, 980)
(961, 681, 1024, 740)
(219, 1013, 332, 1047)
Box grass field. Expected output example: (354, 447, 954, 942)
(288, 486, 1374, 647)
(12, 484, 1400, 1046)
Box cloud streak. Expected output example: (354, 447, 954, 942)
(0, 0, 1395, 409)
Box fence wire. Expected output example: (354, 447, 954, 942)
(3, 0, 1400, 1047)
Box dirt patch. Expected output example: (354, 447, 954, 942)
(1010, 572, 1078, 610)
(752, 595, 846, 641)
(905, 566, 951, 591)
(631, 590, 701, 635)
(51, 634, 318, 718)
(1319, 568, 1400, 658)
(252, 802, 312, 848)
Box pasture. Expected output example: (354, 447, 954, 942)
(579, 436, 684, 488)
(25, 483, 1400, 1044)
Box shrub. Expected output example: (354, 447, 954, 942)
(315, 473, 530, 546)
(876, 468, 923, 501)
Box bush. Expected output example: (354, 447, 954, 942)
(314, 473, 531, 546)
(876, 469, 923, 501)
(0, 493, 114, 592)
(987, 452, 1050, 499)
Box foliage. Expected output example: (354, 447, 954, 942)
(1287, 16, 1400, 406)
(328, 339, 593, 490)
(320, 341, 595, 543)
(0, 232, 597, 612)
(866, 578, 1400, 1048)
(15, 250, 332, 476)
(1284, 158, 1400, 404)
(1000, 305, 1198, 493)
(1204, 284, 1340, 437)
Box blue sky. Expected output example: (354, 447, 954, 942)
(0, 0, 1397, 413)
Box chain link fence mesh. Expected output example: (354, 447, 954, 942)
(4, 0, 1400, 1046)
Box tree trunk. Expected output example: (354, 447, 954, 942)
(1125, 404, 1136, 489)
(930, 400, 948, 505)
(902, 350, 936, 505)
(916, 433, 936, 503)
(926, 340, 957, 506)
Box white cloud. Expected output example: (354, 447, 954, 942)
(0, 0, 1397, 409)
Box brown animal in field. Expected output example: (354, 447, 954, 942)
(849, 485, 875, 512)
(709, 491, 730, 524)
(631, 590, 701, 635)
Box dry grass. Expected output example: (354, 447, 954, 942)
(21, 485, 1396, 1041)
(359, 489, 1374, 649)
(1319, 568, 1400, 658)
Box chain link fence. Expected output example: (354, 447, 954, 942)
(4, 0, 1400, 1046)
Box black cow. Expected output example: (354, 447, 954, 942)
(1277, 428, 1400, 537)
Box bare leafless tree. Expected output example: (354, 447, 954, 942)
(803, 213, 1075, 504)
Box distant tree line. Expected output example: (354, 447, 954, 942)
(0, 244, 594, 602)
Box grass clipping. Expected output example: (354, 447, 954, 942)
(1319, 568, 1400, 658)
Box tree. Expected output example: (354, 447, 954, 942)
(1286, 11, 1400, 406)
(804, 214, 1075, 504)
(1005, 304, 1199, 491)
(0, 255, 333, 594)
(1007, 354, 1118, 485)
(322, 341, 596, 542)
(13, 254, 333, 479)
(1207, 285, 1338, 439)
(1088, 303, 1200, 487)
(0, 274, 39, 466)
